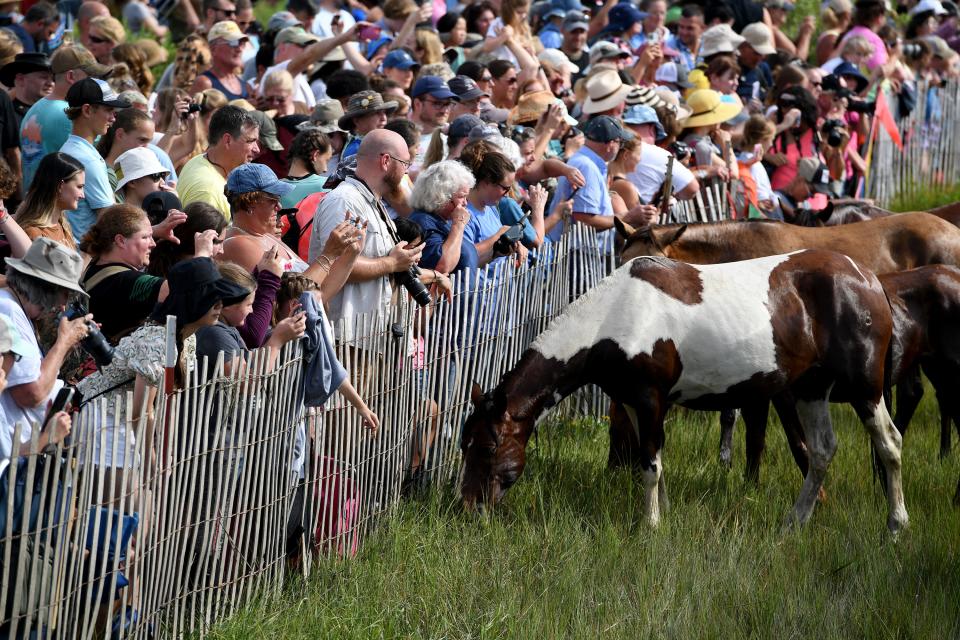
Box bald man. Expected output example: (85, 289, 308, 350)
(308, 129, 424, 339)
(77, 1, 109, 49)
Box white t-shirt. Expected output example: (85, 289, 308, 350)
(820, 57, 843, 73)
(485, 18, 518, 66)
(312, 7, 355, 38)
(261, 58, 317, 108)
(0, 290, 63, 463)
(626, 143, 695, 204)
(751, 161, 774, 202)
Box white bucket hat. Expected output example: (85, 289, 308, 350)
(699, 24, 746, 58)
(5, 237, 87, 298)
(115, 147, 169, 192)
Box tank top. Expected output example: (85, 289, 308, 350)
(201, 70, 249, 101)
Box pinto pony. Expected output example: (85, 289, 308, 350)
(461, 250, 909, 534)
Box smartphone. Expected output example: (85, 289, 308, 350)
(359, 25, 382, 41)
(43, 387, 74, 431)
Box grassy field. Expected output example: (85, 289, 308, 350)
(210, 392, 960, 639)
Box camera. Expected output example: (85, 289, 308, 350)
(847, 99, 876, 114)
(493, 221, 525, 256)
(902, 42, 923, 59)
(181, 102, 202, 119)
(64, 301, 114, 368)
(669, 140, 692, 163)
(395, 266, 431, 307)
(821, 118, 846, 148)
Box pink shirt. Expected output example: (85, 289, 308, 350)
(770, 129, 828, 209)
(841, 26, 888, 71)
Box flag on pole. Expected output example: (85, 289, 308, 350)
(873, 89, 903, 150)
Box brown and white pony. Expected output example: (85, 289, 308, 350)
(461, 250, 908, 534)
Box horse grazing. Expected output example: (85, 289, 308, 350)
(616, 213, 960, 272)
(461, 250, 908, 534)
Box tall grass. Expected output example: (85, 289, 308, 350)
(210, 391, 960, 639)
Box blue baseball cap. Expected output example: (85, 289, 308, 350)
(226, 163, 295, 197)
(411, 75, 459, 100)
(448, 114, 485, 141)
(583, 115, 634, 142)
(623, 104, 666, 140)
(608, 2, 648, 26)
(366, 35, 393, 58)
(383, 48, 419, 70)
(832, 61, 868, 93)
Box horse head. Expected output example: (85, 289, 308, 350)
(615, 218, 688, 264)
(461, 383, 530, 511)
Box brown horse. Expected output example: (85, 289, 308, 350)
(616, 213, 960, 272)
(461, 250, 908, 534)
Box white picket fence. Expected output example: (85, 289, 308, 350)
(0, 224, 617, 639)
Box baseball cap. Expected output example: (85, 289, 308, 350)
(275, 26, 319, 47)
(226, 163, 295, 197)
(606, 2, 648, 27)
(448, 75, 488, 100)
(66, 78, 131, 108)
(142, 191, 183, 225)
(562, 10, 589, 31)
(208, 20, 249, 44)
(797, 158, 832, 194)
(114, 147, 169, 191)
(248, 110, 284, 151)
(448, 114, 485, 140)
(267, 10, 300, 32)
(411, 75, 458, 100)
(589, 41, 631, 66)
(384, 48, 420, 70)
(583, 115, 634, 142)
(654, 61, 693, 88)
(538, 48, 580, 74)
(699, 24, 745, 58)
(741, 23, 776, 56)
(50, 46, 112, 77)
(766, 0, 795, 9)
(622, 104, 666, 140)
(909, 0, 947, 14)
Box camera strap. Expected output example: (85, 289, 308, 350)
(350, 175, 402, 246)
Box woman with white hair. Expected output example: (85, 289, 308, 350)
(407, 160, 478, 274)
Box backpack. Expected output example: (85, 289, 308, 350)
(281, 192, 327, 262)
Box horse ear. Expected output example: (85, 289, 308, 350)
(613, 217, 636, 239)
(470, 382, 484, 407)
(659, 224, 687, 247)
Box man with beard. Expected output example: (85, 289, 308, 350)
(308, 129, 424, 340)
(410, 75, 459, 167)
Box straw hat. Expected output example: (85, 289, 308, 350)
(582, 69, 632, 115)
(338, 90, 399, 131)
(509, 90, 577, 125)
(680, 89, 742, 128)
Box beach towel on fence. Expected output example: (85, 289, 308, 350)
(299, 291, 347, 407)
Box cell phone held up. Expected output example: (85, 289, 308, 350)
(359, 25, 382, 41)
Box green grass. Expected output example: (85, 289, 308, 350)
(209, 391, 960, 639)
(890, 184, 960, 213)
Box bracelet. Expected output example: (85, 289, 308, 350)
(315, 254, 333, 270)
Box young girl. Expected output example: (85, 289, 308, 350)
(482, 0, 539, 67)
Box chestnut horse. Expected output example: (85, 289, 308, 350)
(461, 250, 908, 534)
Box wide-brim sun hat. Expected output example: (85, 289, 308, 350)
(654, 87, 693, 120)
(338, 90, 399, 131)
(582, 69, 633, 115)
(680, 89, 742, 128)
(5, 237, 88, 299)
(151, 257, 250, 325)
(699, 24, 745, 58)
(509, 90, 561, 125)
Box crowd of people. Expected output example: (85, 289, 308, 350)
(0, 0, 955, 625)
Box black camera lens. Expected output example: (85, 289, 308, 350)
(395, 267, 431, 307)
(65, 302, 114, 368)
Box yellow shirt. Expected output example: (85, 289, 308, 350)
(176, 153, 230, 220)
(685, 67, 710, 100)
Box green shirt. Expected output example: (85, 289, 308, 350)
(280, 174, 329, 209)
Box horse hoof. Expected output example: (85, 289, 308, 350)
(719, 450, 732, 468)
(887, 514, 909, 539)
(817, 487, 828, 503)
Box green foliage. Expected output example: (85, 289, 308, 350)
(891, 184, 960, 212)
(209, 393, 960, 639)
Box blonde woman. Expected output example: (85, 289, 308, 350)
(414, 29, 444, 65)
(482, 0, 540, 66)
(816, 0, 853, 65)
(262, 70, 310, 116)
(113, 43, 155, 95)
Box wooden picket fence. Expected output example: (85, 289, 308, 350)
(0, 224, 617, 639)
(867, 80, 960, 208)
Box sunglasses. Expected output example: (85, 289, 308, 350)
(88, 34, 111, 44)
(148, 173, 166, 182)
(215, 7, 236, 15)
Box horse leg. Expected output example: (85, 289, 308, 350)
(856, 399, 909, 535)
(608, 401, 640, 469)
(920, 361, 955, 458)
(622, 401, 666, 527)
(718, 409, 738, 468)
(771, 393, 811, 479)
(741, 401, 769, 484)
(784, 398, 836, 530)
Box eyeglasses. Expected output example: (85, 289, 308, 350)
(495, 182, 511, 194)
(217, 39, 245, 48)
(383, 153, 412, 168)
(424, 98, 452, 109)
(505, 76, 518, 85)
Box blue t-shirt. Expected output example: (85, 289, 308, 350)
(149, 143, 179, 186)
(7, 23, 35, 53)
(547, 145, 613, 242)
(20, 97, 69, 190)
(409, 210, 479, 274)
(538, 24, 562, 49)
(61, 134, 115, 242)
